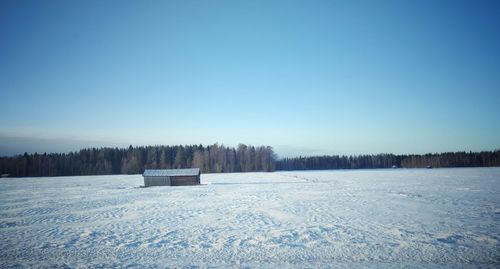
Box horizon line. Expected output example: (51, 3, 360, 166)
(1, 142, 499, 159)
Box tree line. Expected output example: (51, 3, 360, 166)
(1, 145, 499, 177)
(0, 144, 277, 177)
(276, 150, 500, 170)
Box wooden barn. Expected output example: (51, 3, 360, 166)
(143, 168, 200, 187)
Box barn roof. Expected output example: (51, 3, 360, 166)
(143, 168, 200, 177)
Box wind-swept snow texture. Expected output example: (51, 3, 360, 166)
(1, 168, 499, 268)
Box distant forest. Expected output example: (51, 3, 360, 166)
(277, 151, 500, 171)
(0, 144, 276, 177)
(0, 144, 499, 177)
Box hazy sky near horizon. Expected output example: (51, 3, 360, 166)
(1, 0, 499, 157)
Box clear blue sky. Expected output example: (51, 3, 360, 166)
(1, 0, 499, 157)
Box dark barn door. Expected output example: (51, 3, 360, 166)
(170, 176, 199, 186)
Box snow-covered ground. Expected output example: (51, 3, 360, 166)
(1, 168, 499, 268)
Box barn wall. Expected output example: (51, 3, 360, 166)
(170, 175, 199, 186)
(144, 176, 171, 187)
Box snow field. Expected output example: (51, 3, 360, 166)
(0, 168, 499, 268)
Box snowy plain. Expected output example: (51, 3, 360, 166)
(0, 168, 499, 268)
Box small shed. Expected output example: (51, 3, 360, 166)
(143, 168, 200, 187)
